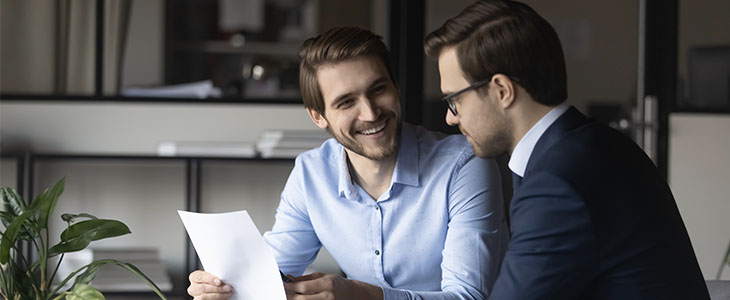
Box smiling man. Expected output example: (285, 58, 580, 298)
(187, 27, 508, 300)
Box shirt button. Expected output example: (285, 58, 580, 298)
(375, 250, 380, 255)
(375, 206, 380, 210)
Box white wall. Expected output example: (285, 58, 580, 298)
(0, 102, 316, 154)
(669, 114, 730, 280)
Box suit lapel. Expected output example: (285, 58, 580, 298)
(523, 106, 589, 178)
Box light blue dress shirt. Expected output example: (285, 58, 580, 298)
(263, 123, 508, 299)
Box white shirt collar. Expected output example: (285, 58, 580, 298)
(508, 103, 570, 177)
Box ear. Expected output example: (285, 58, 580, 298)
(307, 108, 329, 129)
(491, 74, 516, 109)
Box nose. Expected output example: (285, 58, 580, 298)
(445, 109, 459, 127)
(358, 97, 380, 122)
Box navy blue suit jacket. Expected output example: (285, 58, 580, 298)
(488, 107, 709, 299)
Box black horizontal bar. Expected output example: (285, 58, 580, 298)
(0, 93, 303, 105)
(1, 153, 294, 162)
(671, 107, 730, 114)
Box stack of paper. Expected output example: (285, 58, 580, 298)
(157, 141, 256, 158)
(256, 130, 330, 158)
(122, 80, 222, 99)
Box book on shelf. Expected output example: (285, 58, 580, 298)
(157, 141, 256, 158)
(256, 129, 330, 158)
(255, 138, 326, 151)
(259, 129, 331, 141)
(122, 80, 222, 99)
(258, 147, 315, 158)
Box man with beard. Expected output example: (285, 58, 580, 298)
(425, 1, 709, 299)
(187, 27, 508, 300)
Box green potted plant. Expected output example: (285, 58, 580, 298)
(0, 177, 167, 300)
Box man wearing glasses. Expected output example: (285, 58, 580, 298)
(187, 26, 508, 300)
(426, 1, 709, 299)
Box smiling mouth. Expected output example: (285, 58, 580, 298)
(356, 119, 388, 135)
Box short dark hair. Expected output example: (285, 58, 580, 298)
(424, 0, 567, 106)
(299, 27, 397, 113)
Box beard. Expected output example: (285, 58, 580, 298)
(328, 112, 402, 161)
(467, 100, 513, 159)
(470, 124, 512, 158)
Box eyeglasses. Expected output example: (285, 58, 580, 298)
(441, 78, 491, 116)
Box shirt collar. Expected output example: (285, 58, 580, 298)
(391, 123, 419, 187)
(337, 145, 355, 199)
(337, 122, 419, 199)
(508, 103, 570, 177)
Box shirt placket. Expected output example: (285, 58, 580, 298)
(371, 200, 386, 286)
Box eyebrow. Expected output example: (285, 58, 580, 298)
(331, 92, 354, 108)
(330, 76, 390, 108)
(368, 77, 389, 90)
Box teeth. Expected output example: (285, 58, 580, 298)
(360, 122, 386, 135)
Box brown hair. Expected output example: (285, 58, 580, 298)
(424, 0, 567, 105)
(299, 27, 396, 113)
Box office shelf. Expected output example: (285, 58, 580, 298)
(0, 152, 294, 297)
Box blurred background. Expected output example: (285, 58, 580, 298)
(1, 0, 729, 299)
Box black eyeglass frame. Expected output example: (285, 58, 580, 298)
(441, 78, 492, 116)
(441, 75, 521, 116)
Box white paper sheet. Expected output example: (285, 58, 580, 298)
(178, 210, 286, 300)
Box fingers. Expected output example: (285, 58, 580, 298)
(284, 273, 336, 295)
(288, 272, 326, 282)
(286, 291, 333, 300)
(193, 293, 234, 300)
(188, 282, 233, 296)
(188, 270, 233, 299)
(189, 270, 223, 285)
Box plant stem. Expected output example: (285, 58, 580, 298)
(9, 244, 39, 290)
(39, 229, 48, 294)
(47, 253, 64, 293)
(47, 261, 101, 297)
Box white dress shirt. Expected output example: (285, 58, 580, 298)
(508, 103, 570, 177)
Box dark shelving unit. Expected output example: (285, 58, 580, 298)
(2, 152, 294, 298)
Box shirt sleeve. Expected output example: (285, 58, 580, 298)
(487, 171, 597, 299)
(262, 156, 323, 276)
(381, 155, 509, 300)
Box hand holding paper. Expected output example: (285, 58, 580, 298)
(179, 210, 286, 300)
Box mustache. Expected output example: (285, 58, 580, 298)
(353, 114, 393, 131)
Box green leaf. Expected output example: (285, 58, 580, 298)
(54, 260, 167, 300)
(49, 220, 130, 256)
(0, 211, 39, 241)
(71, 261, 106, 287)
(61, 213, 99, 223)
(35, 177, 66, 230)
(0, 188, 40, 242)
(65, 284, 105, 300)
(1, 187, 26, 215)
(110, 261, 168, 300)
(0, 210, 32, 264)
